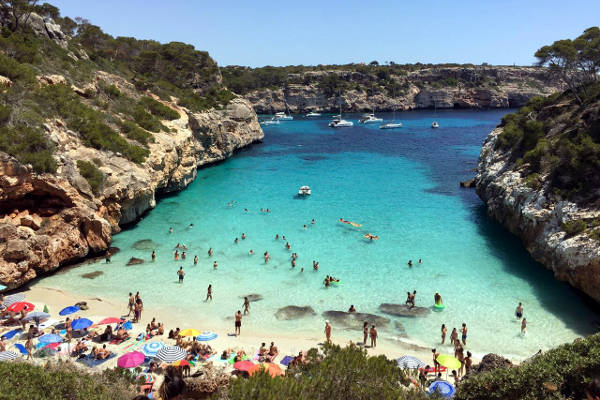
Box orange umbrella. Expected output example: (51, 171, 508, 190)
(248, 362, 283, 377)
(172, 359, 190, 367)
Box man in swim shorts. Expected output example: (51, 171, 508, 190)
(461, 323, 468, 345)
(178, 267, 185, 283)
(515, 302, 523, 320)
(235, 310, 242, 336)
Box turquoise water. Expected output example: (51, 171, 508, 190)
(39, 110, 598, 359)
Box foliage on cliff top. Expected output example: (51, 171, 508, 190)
(217, 343, 427, 400)
(455, 332, 600, 400)
(496, 27, 600, 202)
(0, 361, 137, 400)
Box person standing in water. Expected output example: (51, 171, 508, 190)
(194, 255, 198, 265)
(234, 310, 242, 336)
(521, 318, 527, 335)
(208, 248, 213, 257)
(177, 267, 185, 283)
(369, 325, 378, 348)
(151, 250, 156, 262)
(441, 324, 447, 344)
(460, 323, 468, 345)
(450, 327, 458, 345)
(515, 302, 524, 320)
(324, 320, 332, 343)
(213, 261, 218, 270)
(205, 285, 212, 301)
(465, 351, 473, 375)
(241, 233, 246, 240)
(243, 297, 250, 315)
(264, 251, 270, 264)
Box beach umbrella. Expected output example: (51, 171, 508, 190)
(95, 317, 123, 326)
(7, 301, 34, 313)
(179, 329, 201, 337)
(142, 342, 165, 357)
(71, 318, 93, 330)
(38, 334, 63, 344)
(248, 362, 283, 377)
(396, 355, 426, 369)
(196, 332, 218, 341)
(59, 306, 80, 316)
(172, 359, 190, 367)
(429, 380, 456, 398)
(155, 346, 187, 363)
(136, 373, 154, 384)
(3, 293, 25, 306)
(1, 329, 21, 340)
(22, 311, 51, 326)
(0, 284, 6, 291)
(0, 351, 18, 361)
(233, 360, 255, 372)
(118, 351, 146, 368)
(436, 355, 462, 370)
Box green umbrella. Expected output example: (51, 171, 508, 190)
(436, 354, 462, 370)
(43, 305, 49, 313)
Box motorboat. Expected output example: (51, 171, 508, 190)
(261, 117, 279, 126)
(298, 186, 311, 196)
(328, 104, 353, 128)
(431, 100, 439, 128)
(306, 111, 321, 117)
(380, 122, 403, 129)
(359, 113, 383, 124)
(431, 121, 440, 128)
(273, 111, 293, 121)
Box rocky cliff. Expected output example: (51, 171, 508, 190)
(237, 67, 563, 113)
(475, 89, 600, 302)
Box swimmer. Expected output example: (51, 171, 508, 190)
(521, 318, 527, 335)
(311, 219, 315, 224)
(324, 276, 330, 287)
(244, 208, 248, 212)
(241, 233, 246, 240)
(174, 250, 179, 261)
(313, 262, 319, 271)
(291, 259, 296, 268)
(175, 243, 181, 249)
(213, 261, 218, 269)
(189, 223, 194, 228)
(275, 234, 279, 240)
(408, 260, 413, 267)
(151, 250, 156, 262)
(303, 224, 307, 230)
(234, 238, 239, 244)
(264, 251, 270, 264)
(441, 324, 447, 344)
(205, 284, 212, 301)
(285, 242, 291, 250)
(292, 253, 297, 260)
(208, 248, 213, 257)
(169, 227, 173, 233)
(194, 255, 198, 265)
(282, 235, 286, 241)
(418, 259, 422, 263)
(182, 251, 186, 260)
(515, 302, 523, 320)
(348, 305, 356, 313)
(300, 268, 304, 272)
(249, 250, 254, 255)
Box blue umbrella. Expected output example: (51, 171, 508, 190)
(142, 342, 165, 357)
(122, 321, 133, 330)
(71, 318, 93, 330)
(196, 332, 218, 341)
(38, 334, 63, 344)
(429, 381, 456, 398)
(1, 329, 21, 340)
(59, 306, 80, 316)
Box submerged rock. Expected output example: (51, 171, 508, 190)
(460, 179, 476, 188)
(132, 239, 158, 251)
(322, 311, 390, 330)
(240, 294, 263, 302)
(471, 353, 513, 374)
(379, 303, 430, 317)
(126, 257, 144, 266)
(81, 271, 103, 279)
(394, 321, 408, 337)
(275, 306, 316, 320)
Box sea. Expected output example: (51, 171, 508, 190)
(37, 109, 599, 360)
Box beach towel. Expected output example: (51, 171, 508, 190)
(14, 343, 27, 355)
(280, 355, 294, 366)
(76, 353, 117, 368)
(1, 328, 21, 339)
(228, 354, 249, 364)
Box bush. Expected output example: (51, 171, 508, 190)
(0, 53, 35, 82)
(139, 96, 179, 120)
(455, 333, 600, 400)
(0, 125, 56, 173)
(119, 119, 155, 145)
(133, 105, 166, 132)
(219, 343, 426, 400)
(76, 159, 104, 193)
(178, 88, 236, 112)
(562, 219, 587, 237)
(104, 84, 121, 99)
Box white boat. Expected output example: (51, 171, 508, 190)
(359, 113, 383, 124)
(431, 121, 440, 128)
(306, 111, 321, 117)
(380, 122, 403, 129)
(431, 100, 439, 128)
(328, 104, 353, 128)
(261, 117, 279, 126)
(274, 111, 293, 121)
(298, 186, 311, 196)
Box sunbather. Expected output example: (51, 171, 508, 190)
(95, 344, 111, 360)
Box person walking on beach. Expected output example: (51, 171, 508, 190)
(205, 285, 212, 301)
(432, 348, 440, 373)
(25, 337, 33, 360)
(521, 318, 527, 335)
(66, 317, 72, 342)
(363, 321, 368, 345)
(235, 310, 242, 336)
(460, 323, 468, 345)
(441, 324, 447, 344)
(369, 325, 378, 348)
(127, 293, 135, 316)
(243, 297, 250, 315)
(515, 302, 524, 320)
(178, 267, 185, 283)
(325, 320, 332, 343)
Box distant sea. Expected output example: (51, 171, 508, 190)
(39, 109, 598, 360)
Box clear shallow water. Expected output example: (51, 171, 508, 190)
(39, 110, 598, 359)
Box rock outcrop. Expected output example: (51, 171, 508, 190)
(470, 353, 513, 374)
(322, 310, 390, 330)
(240, 67, 562, 113)
(274, 306, 316, 320)
(379, 303, 431, 317)
(0, 91, 263, 289)
(475, 127, 600, 303)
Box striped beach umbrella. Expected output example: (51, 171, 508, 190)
(196, 332, 218, 341)
(3, 293, 25, 306)
(142, 342, 165, 357)
(396, 355, 426, 369)
(136, 373, 154, 384)
(0, 351, 18, 361)
(155, 346, 187, 363)
(23, 311, 51, 325)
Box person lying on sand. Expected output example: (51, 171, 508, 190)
(72, 339, 88, 356)
(234, 350, 246, 362)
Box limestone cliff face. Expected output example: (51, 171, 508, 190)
(475, 128, 600, 303)
(0, 95, 263, 288)
(242, 67, 562, 113)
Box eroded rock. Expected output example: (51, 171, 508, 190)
(81, 271, 103, 279)
(379, 303, 431, 317)
(126, 257, 144, 266)
(322, 310, 390, 330)
(275, 305, 316, 320)
(240, 294, 263, 302)
(132, 239, 158, 250)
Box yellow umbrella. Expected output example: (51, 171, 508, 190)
(178, 328, 201, 337)
(436, 354, 462, 370)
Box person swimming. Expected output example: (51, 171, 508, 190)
(285, 242, 291, 250)
(408, 260, 413, 267)
(241, 233, 246, 240)
(194, 255, 198, 265)
(264, 251, 270, 264)
(249, 250, 254, 255)
(434, 292, 442, 306)
(174, 250, 179, 261)
(234, 238, 239, 244)
(213, 261, 218, 269)
(208, 248, 213, 257)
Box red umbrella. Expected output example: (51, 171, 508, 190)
(94, 317, 124, 326)
(233, 360, 255, 372)
(44, 343, 60, 349)
(7, 302, 35, 313)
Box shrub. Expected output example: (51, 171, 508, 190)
(139, 96, 179, 120)
(524, 173, 541, 190)
(0, 53, 35, 82)
(133, 105, 166, 132)
(562, 219, 587, 237)
(76, 159, 104, 193)
(0, 125, 56, 173)
(104, 84, 121, 99)
(119, 119, 155, 145)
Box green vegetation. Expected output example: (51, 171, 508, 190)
(218, 343, 427, 400)
(0, 361, 136, 400)
(139, 96, 179, 120)
(561, 220, 588, 238)
(0, 124, 57, 172)
(76, 159, 104, 193)
(456, 332, 600, 400)
(132, 105, 166, 133)
(119, 119, 154, 145)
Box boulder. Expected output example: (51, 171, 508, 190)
(4, 240, 29, 262)
(37, 74, 68, 86)
(379, 303, 431, 317)
(132, 239, 158, 251)
(460, 179, 476, 188)
(275, 306, 316, 320)
(126, 257, 144, 266)
(240, 294, 263, 302)
(322, 311, 390, 330)
(20, 214, 42, 231)
(0, 75, 12, 87)
(471, 353, 513, 374)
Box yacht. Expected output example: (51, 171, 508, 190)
(431, 100, 440, 128)
(380, 122, 403, 129)
(298, 186, 311, 196)
(261, 117, 279, 126)
(306, 111, 321, 117)
(329, 118, 354, 128)
(358, 106, 383, 124)
(273, 111, 293, 121)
